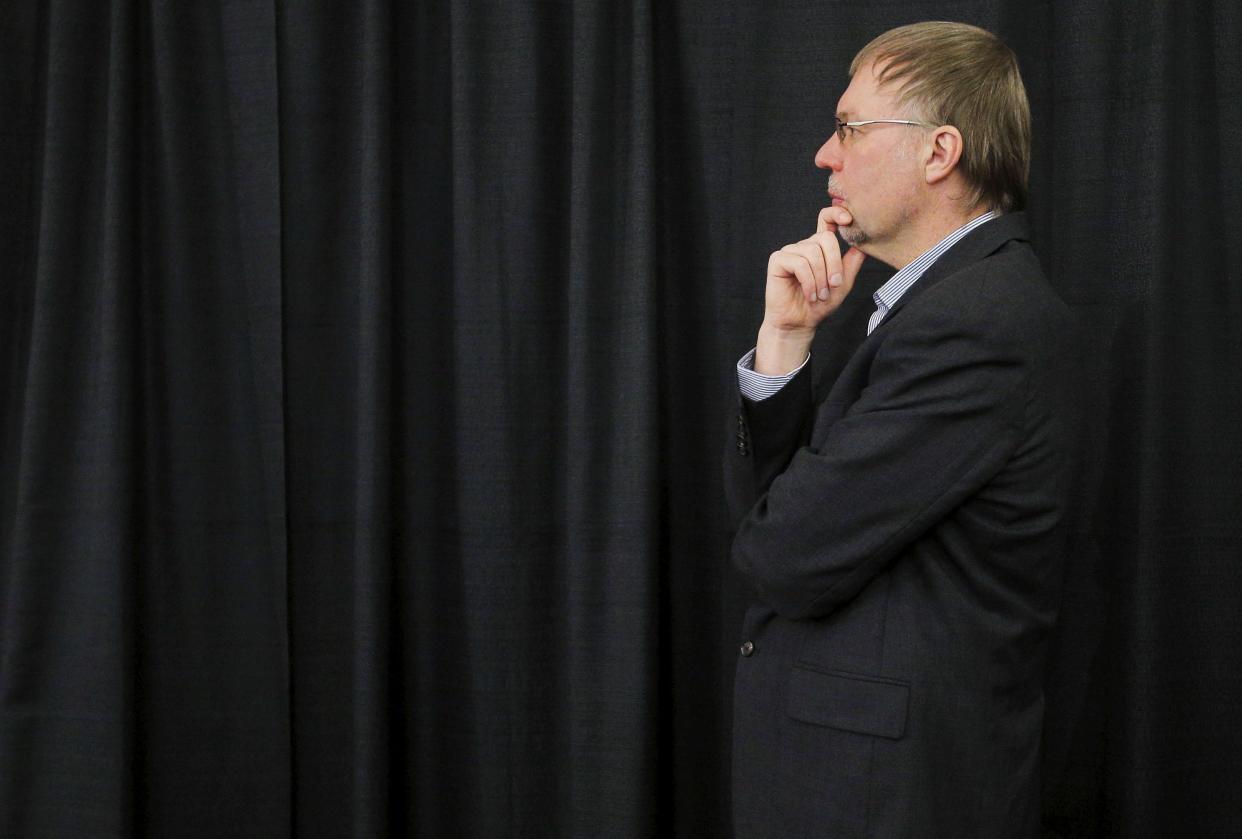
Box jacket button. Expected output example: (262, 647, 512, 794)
(740, 641, 755, 657)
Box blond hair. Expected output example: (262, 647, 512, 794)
(851, 22, 1031, 213)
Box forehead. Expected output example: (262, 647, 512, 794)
(836, 60, 899, 116)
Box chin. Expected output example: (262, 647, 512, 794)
(840, 224, 869, 247)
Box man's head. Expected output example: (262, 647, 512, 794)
(814, 22, 1031, 264)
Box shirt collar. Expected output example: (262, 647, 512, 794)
(872, 211, 998, 312)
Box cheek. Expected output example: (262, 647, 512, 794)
(871, 165, 917, 206)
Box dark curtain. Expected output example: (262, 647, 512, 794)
(2, 1, 1239, 836)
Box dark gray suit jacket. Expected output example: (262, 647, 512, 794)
(724, 213, 1080, 838)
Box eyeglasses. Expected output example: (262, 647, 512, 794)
(834, 117, 936, 143)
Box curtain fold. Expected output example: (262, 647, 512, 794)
(2, 0, 293, 836)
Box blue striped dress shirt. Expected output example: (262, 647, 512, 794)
(737, 211, 997, 401)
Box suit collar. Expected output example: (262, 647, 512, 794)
(873, 211, 1031, 329)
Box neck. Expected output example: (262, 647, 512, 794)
(871, 203, 991, 270)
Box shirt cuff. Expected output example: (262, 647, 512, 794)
(736, 347, 810, 401)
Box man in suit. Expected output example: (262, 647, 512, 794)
(724, 22, 1080, 838)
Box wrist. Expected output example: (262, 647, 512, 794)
(755, 322, 814, 376)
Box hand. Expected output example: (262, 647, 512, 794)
(762, 206, 867, 332)
(753, 207, 867, 375)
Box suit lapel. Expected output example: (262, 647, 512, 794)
(869, 211, 1032, 332)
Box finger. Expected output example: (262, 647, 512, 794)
(811, 231, 844, 300)
(830, 246, 867, 302)
(817, 205, 854, 233)
(783, 241, 828, 301)
(773, 252, 819, 304)
(817, 207, 836, 234)
(842, 246, 867, 287)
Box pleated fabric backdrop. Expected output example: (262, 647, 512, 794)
(2, 1, 1239, 836)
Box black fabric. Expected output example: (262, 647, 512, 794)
(1, 1, 1239, 837)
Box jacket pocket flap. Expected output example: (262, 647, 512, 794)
(787, 666, 909, 740)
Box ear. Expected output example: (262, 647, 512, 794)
(923, 125, 963, 186)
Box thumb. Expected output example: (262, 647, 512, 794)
(842, 246, 867, 287)
(827, 246, 867, 308)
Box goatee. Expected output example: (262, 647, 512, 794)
(840, 223, 868, 246)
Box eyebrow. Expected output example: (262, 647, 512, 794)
(835, 111, 852, 121)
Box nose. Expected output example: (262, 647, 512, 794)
(815, 133, 842, 171)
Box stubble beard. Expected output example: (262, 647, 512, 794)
(829, 176, 869, 247)
(839, 222, 869, 247)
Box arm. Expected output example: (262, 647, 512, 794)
(724, 206, 866, 526)
(731, 300, 1028, 621)
(723, 356, 816, 528)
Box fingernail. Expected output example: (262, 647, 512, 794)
(829, 273, 842, 288)
(818, 288, 830, 301)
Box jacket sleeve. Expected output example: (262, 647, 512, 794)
(729, 302, 1029, 621)
(722, 359, 816, 530)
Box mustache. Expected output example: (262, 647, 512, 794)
(826, 179, 853, 223)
